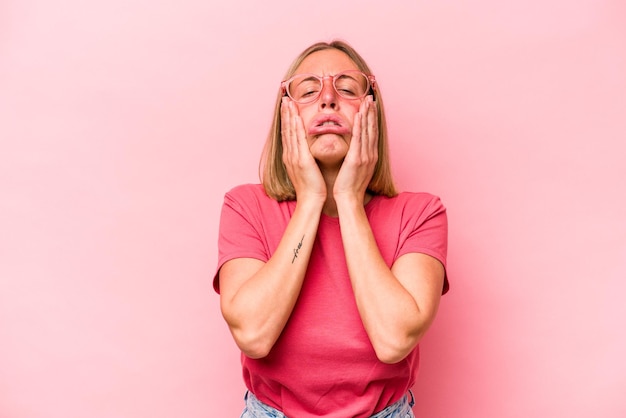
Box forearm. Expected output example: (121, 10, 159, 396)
(220, 199, 323, 358)
(336, 196, 436, 363)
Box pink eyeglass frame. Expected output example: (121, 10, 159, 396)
(281, 70, 376, 104)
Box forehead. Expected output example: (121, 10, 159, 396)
(294, 49, 359, 75)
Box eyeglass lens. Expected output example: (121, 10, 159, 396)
(287, 72, 369, 103)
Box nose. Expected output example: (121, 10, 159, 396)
(318, 77, 337, 109)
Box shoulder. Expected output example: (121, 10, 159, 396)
(395, 191, 443, 205)
(367, 192, 448, 234)
(224, 183, 267, 200)
(222, 183, 273, 208)
(374, 191, 446, 216)
(221, 184, 295, 223)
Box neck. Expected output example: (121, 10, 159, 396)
(318, 166, 372, 218)
(320, 167, 340, 217)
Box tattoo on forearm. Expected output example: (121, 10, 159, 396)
(292, 235, 304, 264)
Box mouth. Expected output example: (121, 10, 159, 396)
(308, 115, 350, 136)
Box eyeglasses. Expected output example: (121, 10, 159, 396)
(281, 70, 375, 104)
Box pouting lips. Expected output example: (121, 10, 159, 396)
(308, 114, 350, 136)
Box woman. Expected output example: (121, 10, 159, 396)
(214, 40, 449, 418)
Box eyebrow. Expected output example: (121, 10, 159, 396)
(293, 75, 321, 85)
(336, 73, 358, 81)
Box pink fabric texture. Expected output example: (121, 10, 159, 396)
(214, 184, 448, 417)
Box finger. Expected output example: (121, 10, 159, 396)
(350, 112, 362, 159)
(358, 97, 370, 156)
(366, 96, 378, 155)
(294, 110, 308, 156)
(357, 96, 373, 153)
(288, 101, 301, 158)
(281, 97, 293, 155)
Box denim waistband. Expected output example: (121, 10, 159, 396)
(241, 390, 415, 418)
(370, 390, 414, 418)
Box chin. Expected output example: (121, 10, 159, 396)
(309, 134, 349, 162)
(313, 152, 348, 169)
(310, 134, 349, 149)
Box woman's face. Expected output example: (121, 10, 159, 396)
(291, 49, 365, 168)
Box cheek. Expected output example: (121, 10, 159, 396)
(295, 105, 314, 127)
(344, 105, 361, 126)
(345, 99, 363, 115)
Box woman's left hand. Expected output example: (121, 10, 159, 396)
(333, 95, 378, 203)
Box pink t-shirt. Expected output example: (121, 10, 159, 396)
(214, 184, 448, 417)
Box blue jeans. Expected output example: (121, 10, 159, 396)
(240, 390, 415, 418)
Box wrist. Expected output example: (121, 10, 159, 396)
(334, 192, 365, 212)
(295, 192, 326, 212)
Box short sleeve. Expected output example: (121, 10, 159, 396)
(397, 195, 449, 294)
(213, 188, 270, 294)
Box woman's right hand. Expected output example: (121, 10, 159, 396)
(281, 97, 327, 203)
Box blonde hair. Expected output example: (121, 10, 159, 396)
(260, 40, 397, 201)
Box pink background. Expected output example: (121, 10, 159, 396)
(1, 0, 625, 417)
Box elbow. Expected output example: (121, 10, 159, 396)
(240, 343, 272, 360)
(374, 345, 412, 364)
(231, 328, 275, 359)
(373, 312, 440, 363)
(372, 332, 425, 364)
(221, 308, 276, 359)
